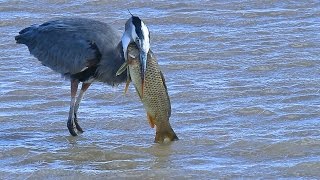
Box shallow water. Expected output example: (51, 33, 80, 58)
(1, 0, 320, 179)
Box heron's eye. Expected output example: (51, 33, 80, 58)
(136, 38, 140, 43)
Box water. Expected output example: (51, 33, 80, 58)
(1, 0, 320, 179)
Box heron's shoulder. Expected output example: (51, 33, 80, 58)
(36, 18, 116, 33)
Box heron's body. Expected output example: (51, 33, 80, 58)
(15, 17, 150, 137)
(16, 18, 127, 85)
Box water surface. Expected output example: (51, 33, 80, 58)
(0, 0, 320, 179)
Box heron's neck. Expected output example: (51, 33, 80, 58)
(116, 41, 125, 63)
(94, 41, 126, 85)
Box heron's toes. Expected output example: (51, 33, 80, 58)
(67, 118, 79, 136)
(74, 114, 84, 133)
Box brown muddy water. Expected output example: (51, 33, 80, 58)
(0, 0, 320, 179)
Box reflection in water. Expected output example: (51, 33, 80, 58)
(149, 143, 175, 169)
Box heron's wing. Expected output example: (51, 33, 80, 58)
(16, 18, 120, 76)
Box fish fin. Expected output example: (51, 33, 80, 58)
(124, 77, 131, 94)
(155, 126, 179, 143)
(123, 68, 131, 94)
(159, 71, 171, 116)
(159, 71, 168, 91)
(116, 61, 128, 76)
(147, 112, 155, 128)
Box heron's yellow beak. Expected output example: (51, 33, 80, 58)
(140, 51, 147, 97)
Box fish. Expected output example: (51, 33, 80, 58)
(116, 43, 178, 143)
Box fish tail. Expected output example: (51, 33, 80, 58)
(154, 125, 179, 143)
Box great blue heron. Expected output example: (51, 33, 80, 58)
(15, 16, 150, 136)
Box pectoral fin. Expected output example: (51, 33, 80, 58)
(147, 112, 156, 128)
(116, 61, 128, 76)
(116, 61, 131, 94)
(124, 69, 131, 94)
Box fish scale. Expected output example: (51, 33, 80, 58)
(121, 43, 178, 143)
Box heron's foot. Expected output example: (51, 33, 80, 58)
(74, 114, 84, 133)
(67, 116, 84, 136)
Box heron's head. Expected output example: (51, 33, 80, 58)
(123, 15, 150, 86)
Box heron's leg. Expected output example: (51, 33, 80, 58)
(73, 82, 91, 133)
(67, 79, 79, 136)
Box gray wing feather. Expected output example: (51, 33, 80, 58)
(16, 18, 121, 75)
